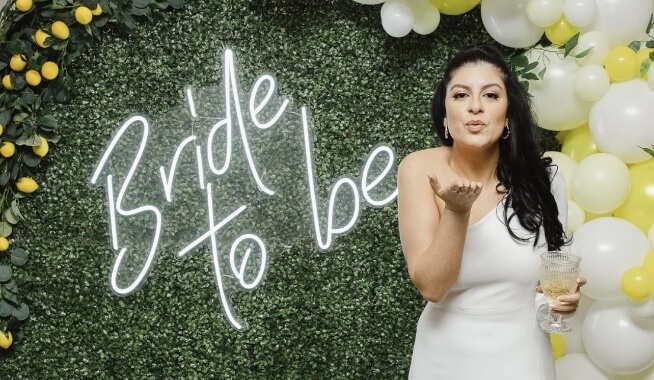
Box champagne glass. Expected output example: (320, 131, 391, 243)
(539, 251, 582, 333)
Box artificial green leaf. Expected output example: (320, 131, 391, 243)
(12, 302, 29, 321)
(11, 249, 27, 267)
(563, 33, 580, 57)
(521, 72, 539, 81)
(628, 41, 642, 52)
(574, 47, 593, 59)
(37, 114, 57, 129)
(23, 153, 42, 168)
(0, 266, 11, 282)
(3, 208, 19, 225)
(168, 0, 184, 9)
(640, 145, 654, 158)
(0, 221, 12, 238)
(537, 67, 547, 80)
(641, 58, 651, 77)
(10, 199, 23, 221)
(0, 299, 14, 317)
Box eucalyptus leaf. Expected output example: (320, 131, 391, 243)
(0, 266, 12, 282)
(0, 221, 13, 238)
(628, 41, 641, 52)
(574, 47, 593, 59)
(12, 302, 29, 321)
(641, 58, 651, 77)
(4, 208, 19, 225)
(0, 299, 14, 318)
(563, 33, 580, 57)
(11, 249, 27, 267)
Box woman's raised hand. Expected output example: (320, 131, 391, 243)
(427, 172, 483, 213)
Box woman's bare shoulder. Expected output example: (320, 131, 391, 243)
(399, 147, 449, 173)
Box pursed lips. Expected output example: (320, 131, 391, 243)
(465, 120, 486, 132)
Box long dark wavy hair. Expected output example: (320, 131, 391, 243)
(431, 44, 567, 251)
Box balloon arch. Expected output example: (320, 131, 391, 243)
(355, 0, 654, 378)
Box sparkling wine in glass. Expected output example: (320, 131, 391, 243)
(539, 251, 582, 333)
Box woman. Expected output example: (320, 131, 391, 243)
(397, 44, 585, 379)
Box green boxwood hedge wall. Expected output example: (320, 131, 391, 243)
(2, 1, 551, 378)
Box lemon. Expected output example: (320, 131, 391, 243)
(0, 142, 15, 158)
(2, 75, 14, 91)
(91, 4, 102, 15)
(15, 0, 32, 12)
(75, 6, 93, 25)
(41, 61, 59, 80)
(51, 21, 70, 40)
(35, 29, 51, 48)
(16, 177, 38, 193)
(9, 54, 27, 72)
(33, 137, 49, 157)
(25, 70, 41, 86)
(0, 237, 9, 252)
(0, 331, 12, 349)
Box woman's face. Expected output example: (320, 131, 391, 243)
(444, 62, 508, 148)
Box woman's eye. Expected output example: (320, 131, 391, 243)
(453, 93, 467, 99)
(484, 93, 499, 99)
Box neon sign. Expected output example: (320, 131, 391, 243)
(90, 49, 398, 330)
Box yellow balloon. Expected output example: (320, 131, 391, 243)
(430, 0, 480, 15)
(614, 159, 654, 234)
(550, 334, 565, 360)
(643, 250, 654, 275)
(621, 266, 654, 300)
(561, 125, 600, 162)
(637, 47, 653, 79)
(545, 16, 578, 46)
(556, 130, 569, 145)
(604, 46, 639, 82)
(585, 210, 612, 221)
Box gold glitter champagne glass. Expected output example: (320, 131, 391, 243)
(539, 251, 582, 333)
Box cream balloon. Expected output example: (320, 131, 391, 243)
(563, 294, 594, 355)
(567, 199, 585, 234)
(570, 217, 651, 301)
(562, 0, 597, 27)
(573, 30, 610, 66)
(544, 151, 577, 198)
(571, 153, 630, 214)
(526, 46, 592, 131)
(589, 80, 654, 164)
(526, 0, 564, 28)
(574, 64, 610, 102)
(616, 365, 654, 380)
(629, 298, 654, 320)
(650, 225, 654, 248)
(412, 3, 440, 35)
(381, 1, 414, 37)
(480, 0, 544, 48)
(649, 65, 654, 92)
(583, 299, 654, 375)
(579, 0, 654, 48)
(555, 353, 614, 379)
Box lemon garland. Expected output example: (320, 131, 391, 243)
(0, 0, 184, 350)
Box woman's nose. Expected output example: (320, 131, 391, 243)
(468, 97, 483, 113)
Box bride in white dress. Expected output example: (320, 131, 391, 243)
(397, 44, 586, 380)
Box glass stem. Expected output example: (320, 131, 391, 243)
(550, 310, 563, 326)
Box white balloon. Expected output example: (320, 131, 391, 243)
(584, 299, 654, 375)
(564, 294, 595, 354)
(381, 1, 414, 38)
(589, 80, 654, 164)
(412, 3, 440, 35)
(630, 298, 654, 320)
(567, 199, 585, 234)
(562, 0, 597, 27)
(571, 153, 631, 214)
(353, 0, 387, 4)
(570, 217, 651, 301)
(648, 65, 654, 92)
(555, 353, 615, 380)
(544, 151, 577, 198)
(617, 364, 654, 380)
(579, 0, 654, 48)
(574, 31, 611, 66)
(480, 0, 544, 48)
(574, 64, 610, 102)
(526, 0, 564, 28)
(403, 0, 429, 8)
(527, 46, 592, 131)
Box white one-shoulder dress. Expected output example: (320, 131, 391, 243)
(408, 171, 568, 380)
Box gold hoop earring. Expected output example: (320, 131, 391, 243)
(501, 124, 510, 140)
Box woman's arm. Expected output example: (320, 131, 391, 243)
(397, 151, 481, 302)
